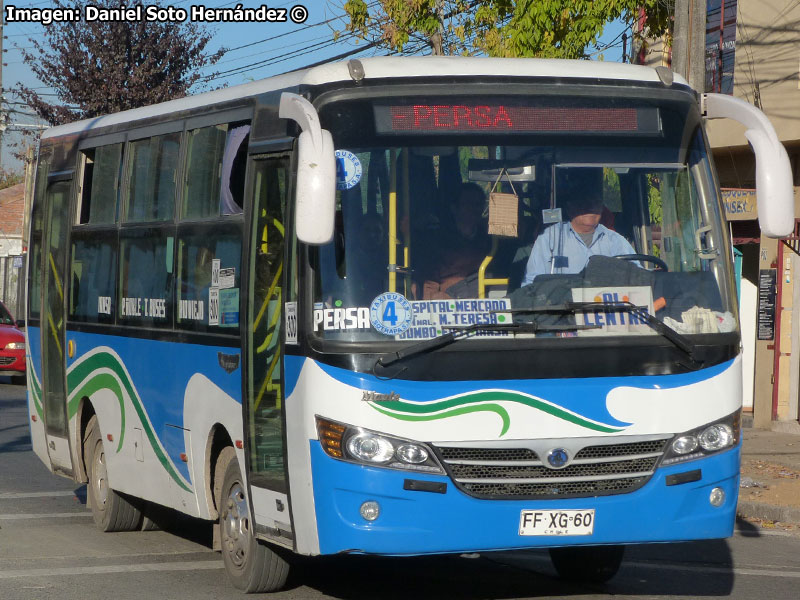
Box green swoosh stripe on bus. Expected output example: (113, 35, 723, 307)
(369, 390, 626, 435)
(28, 358, 43, 418)
(67, 372, 126, 452)
(66, 351, 192, 493)
(370, 402, 512, 436)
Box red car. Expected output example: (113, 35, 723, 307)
(0, 301, 26, 385)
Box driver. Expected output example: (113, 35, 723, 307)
(522, 192, 635, 285)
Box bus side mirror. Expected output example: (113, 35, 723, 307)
(704, 93, 795, 238)
(279, 92, 336, 245)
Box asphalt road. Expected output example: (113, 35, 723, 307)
(2, 377, 800, 600)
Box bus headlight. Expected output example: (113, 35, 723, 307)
(396, 443, 429, 464)
(347, 433, 395, 463)
(316, 416, 444, 474)
(698, 424, 734, 451)
(671, 435, 698, 455)
(661, 410, 740, 466)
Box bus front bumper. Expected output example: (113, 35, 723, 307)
(309, 441, 740, 555)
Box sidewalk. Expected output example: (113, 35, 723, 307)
(737, 421, 800, 526)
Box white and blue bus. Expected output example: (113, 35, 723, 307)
(26, 57, 794, 592)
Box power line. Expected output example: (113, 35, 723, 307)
(220, 1, 377, 55)
(287, 39, 383, 72)
(214, 32, 333, 67)
(206, 32, 362, 82)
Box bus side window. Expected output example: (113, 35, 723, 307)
(118, 232, 174, 328)
(78, 143, 123, 225)
(182, 121, 251, 220)
(175, 227, 242, 333)
(124, 132, 181, 223)
(69, 233, 117, 324)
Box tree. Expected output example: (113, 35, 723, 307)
(343, 0, 671, 59)
(15, 0, 224, 126)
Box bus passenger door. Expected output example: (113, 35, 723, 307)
(245, 154, 292, 542)
(40, 180, 73, 473)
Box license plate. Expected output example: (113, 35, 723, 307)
(519, 509, 595, 536)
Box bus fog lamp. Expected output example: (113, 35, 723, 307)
(396, 443, 429, 464)
(672, 435, 698, 455)
(709, 487, 725, 507)
(346, 433, 394, 463)
(360, 501, 380, 521)
(699, 424, 733, 451)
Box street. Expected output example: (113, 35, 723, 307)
(2, 378, 800, 600)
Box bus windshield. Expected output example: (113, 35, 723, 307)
(313, 93, 736, 345)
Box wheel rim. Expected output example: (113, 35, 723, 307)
(222, 481, 250, 569)
(91, 439, 108, 508)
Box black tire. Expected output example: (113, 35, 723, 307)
(549, 545, 625, 583)
(139, 500, 173, 531)
(11, 374, 26, 386)
(84, 415, 143, 532)
(218, 448, 289, 593)
(141, 513, 161, 531)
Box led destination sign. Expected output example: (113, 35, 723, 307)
(374, 104, 660, 134)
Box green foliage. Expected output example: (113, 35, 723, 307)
(602, 168, 621, 212)
(342, 0, 671, 58)
(647, 174, 663, 224)
(0, 168, 23, 190)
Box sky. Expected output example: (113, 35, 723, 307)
(1, 0, 632, 171)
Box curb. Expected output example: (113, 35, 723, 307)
(737, 500, 800, 524)
(769, 421, 800, 435)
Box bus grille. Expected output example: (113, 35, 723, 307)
(433, 438, 670, 500)
(0, 357, 16, 366)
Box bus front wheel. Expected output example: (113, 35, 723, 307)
(219, 449, 289, 593)
(549, 545, 625, 583)
(84, 415, 142, 532)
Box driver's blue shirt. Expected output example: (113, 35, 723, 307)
(522, 222, 636, 286)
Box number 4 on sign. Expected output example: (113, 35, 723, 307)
(383, 301, 398, 325)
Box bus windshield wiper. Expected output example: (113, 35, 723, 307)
(375, 321, 600, 369)
(504, 301, 699, 363)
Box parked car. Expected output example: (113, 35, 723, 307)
(0, 301, 25, 385)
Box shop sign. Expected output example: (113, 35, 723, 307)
(722, 188, 757, 221)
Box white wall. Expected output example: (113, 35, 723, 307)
(0, 236, 22, 258)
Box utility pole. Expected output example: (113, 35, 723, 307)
(1, 0, 5, 172)
(672, 0, 707, 91)
(430, 0, 444, 56)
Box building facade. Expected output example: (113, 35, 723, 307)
(0, 182, 26, 318)
(638, 0, 800, 429)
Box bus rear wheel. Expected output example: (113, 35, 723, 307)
(219, 449, 289, 593)
(549, 545, 625, 583)
(84, 416, 142, 532)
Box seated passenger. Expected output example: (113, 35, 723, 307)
(422, 183, 491, 299)
(522, 193, 635, 285)
(347, 212, 387, 305)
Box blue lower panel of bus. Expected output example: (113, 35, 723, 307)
(310, 442, 740, 555)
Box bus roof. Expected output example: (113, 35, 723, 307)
(41, 57, 688, 140)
